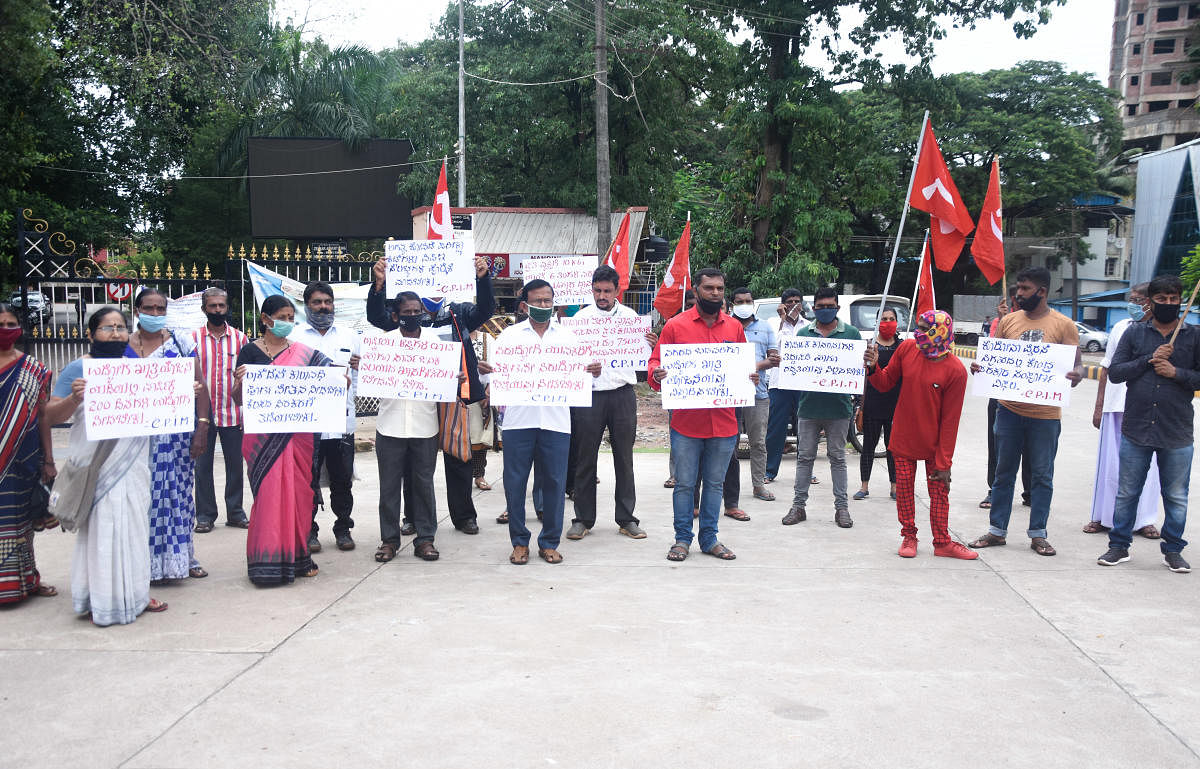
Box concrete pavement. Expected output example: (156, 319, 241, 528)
(3, 362, 1200, 768)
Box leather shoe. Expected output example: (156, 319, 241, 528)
(307, 533, 322, 553)
(400, 522, 416, 537)
(457, 520, 480, 535)
(782, 506, 806, 525)
(414, 542, 440, 561)
(335, 533, 355, 551)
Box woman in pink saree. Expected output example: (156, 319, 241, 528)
(233, 295, 332, 585)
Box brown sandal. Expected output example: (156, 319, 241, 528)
(1030, 537, 1056, 556)
(667, 543, 689, 561)
(1082, 521, 1109, 534)
(375, 543, 399, 562)
(724, 508, 751, 521)
(1136, 525, 1161, 539)
(705, 543, 736, 560)
(496, 511, 509, 524)
(474, 477, 492, 491)
(538, 548, 563, 564)
(510, 545, 529, 565)
(414, 542, 440, 561)
(968, 533, 1007, 549)
(145, 598, 168, 613)
(36, 583, 58, 597)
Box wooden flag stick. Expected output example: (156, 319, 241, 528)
(1168, 277, 1200, 346)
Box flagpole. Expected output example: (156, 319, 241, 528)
(906, 229, 929, 333)
(878, 110, 930, 330)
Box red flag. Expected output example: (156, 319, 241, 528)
(653, 219, 691, 318)
(427, 159, 452, 240)
(604, 210, 633, 300)
(909, 119, 975, 271)
(916, 236, 936, 315)
(971, 158, 1005, 285)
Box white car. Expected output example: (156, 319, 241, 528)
(1076, 322, 1109, 352)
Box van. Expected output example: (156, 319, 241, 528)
(753, 293, 912, 336)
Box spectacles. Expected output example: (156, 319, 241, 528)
(97, 325, 129, 334)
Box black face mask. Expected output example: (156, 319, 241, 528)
(205, 311, 227, 327)
(695, 296, 724, 315)
(1018, 292, 1043, 312)
(1152, 301, 1181, 324)
(90, 340, 128, 358)
(396, 314, 423, 332)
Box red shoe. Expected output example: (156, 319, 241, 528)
(898, 537, 918, 558)
(934, 541, 979, 560)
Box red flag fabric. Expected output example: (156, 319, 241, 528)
(971, 159, 1006, 285)
(604, 210, 633, 299)
(653, 219, 691, 318)
(916, 237, 936, 315)
(909, 119, 975, 271)
(427, 159, 452, 240)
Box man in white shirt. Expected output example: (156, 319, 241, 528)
(289, 281, 361, 553)
(765, 288, 807, 482)
(566, 265, 657, 541)
(480, 279, 599, 565)
(373, 292, 445, 562)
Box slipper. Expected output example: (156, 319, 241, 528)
(978, 497, 992, 509)
(1136, 525, 1161, 539)
(1030, 537, 1056, 556)
(663, 477, 676, 488)
(300, 567, 319, 578)
(968, 533, 1006, 549)
(704, 543, 736, 560)
(753, 487, 775, 502)
(36, 583, 58, 597)
(1082, 521, 1109, 534)
(510, 546, 530, 565)
(667, 542, 689, 561)
(474, 477, 492, 491)
(723, 508, 751, 521)
(810, 476, 820, 484)
(538, 548, 563, 564)
(188, 566, 208, 579)
(194, 521, 214, 533)
(145, 598, 168, 613)
(496, 511, 509, 524)
(853, 490, 869, 500)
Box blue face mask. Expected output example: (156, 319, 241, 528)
(421, 297, 445, 314)
(137, 314, 168, 333)
(814, 307, 838, 325)
(269, 319, 294, 338)
(1126, 302, 1146, 321)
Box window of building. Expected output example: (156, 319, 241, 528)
(1105, 257, 1118, 277)
(1133, 43, 1143, 55)
(1157, 156, 1199, 276)
(1136, 12, 1145, 25)
(1127, 103, 1139, 115)
(1150, 71, 1174, 86)
(1148, 100, 1172, 111)
(1190, 4, 1200, 20)
(1180, 98, 1197, 108)
(1131, 75, 1141, 86)
(1158, 6, 1181, 23)
(1153, 38, 1177, 54)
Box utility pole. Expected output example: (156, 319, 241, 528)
(457, 0, 466, 207)
(594, 0, 610, 259)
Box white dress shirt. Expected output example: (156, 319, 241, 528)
(573, 301, 640, 391)
(289, 320, 361, 438)
(1101, 318, 1134, 414)
(375, 327, 440, 439)
(495, 320, 578, 434)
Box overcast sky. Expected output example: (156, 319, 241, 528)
(272, 0, 1113, 83)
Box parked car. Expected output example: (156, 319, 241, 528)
(1076, 322, 1108, 352)
(8, 290, 52, 323)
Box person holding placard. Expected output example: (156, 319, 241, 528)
(233, 295, 333, 585)
(784, 287, 862, 530)
(864, 310, 975, 559)
(980, 286, 1031, 511)
(1097, 274, 1200, 573)
(289, 281, 361, 554)
(969, 267, 1082, 557)
(649, 268, 755, 562)
(856, 307, 900, 502)
(46, 308, 169, 624)
(367, 254, 495, 536)
(127, 288, 212, 582)
(566, 265, 656, 541)
(764, 288, 808, 483)
(664, 289, 696, 489)
(731, 287, 779, 506)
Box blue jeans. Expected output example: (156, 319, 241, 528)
(1109, 438, 1191, 554)
(502, 428, 570, 549)
(670, 430, 737, 552)
(989, 406, 1060, 539)
(765, 389, 802, 479)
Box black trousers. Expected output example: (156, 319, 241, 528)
(195, 423, 246, 525)
(986, 398, 1030, 498)
(404, 449, 478, 528)
(310, 436, 355, 537)
(377, 433, 438, 546)
(860, 418, 897, 484)
(571, 385, 638, 527)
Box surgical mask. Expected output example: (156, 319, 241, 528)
(268, 319, 294, 338)
(731, 304, 755, 320)
(396, 314, 423, 332)
(1017, 292, 1043, 311)
(1152, 301, 1181, 324)
(307, 308, 334, 331)
(695, 296, 724, 315)
(421, 297, 445, 314)
(527, 305, 554, 324)
(814, 307, 838, 325)
(0, 327, 21, 350)
(205, 311, 227, 327)
(137, 314, 168, 333)
(1126, 302, 1146, 321)
(90, 340, 128, 358)
(878, 320, 898, 338)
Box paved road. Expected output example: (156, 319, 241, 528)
(4, 361, 1199, 768)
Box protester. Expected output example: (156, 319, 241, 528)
(649, 268, 756, 562)
(981, 286, 1030, 510)
(784, 287, 862, 529)
(289, 281, 360, 553)
(1098, 274, 1200, 573)
(865, 310, 975, 559)
(566, 265, 656, 541)
(730, 287, 779, 505)
(1086, 283, 1160, 537)
(664, 289, 696, 489)
(856, 307, 899, 501)
(192, 288, 250, 532)
(47, 308, 168, 624)
(969, 267, 1083, 557)
(468, 328, 493, 491)
(480, 279, 591, 565)
(128, 288, 212, 582)
(234, 295, 333, 585)
(367, 254, 495, 535)
(0, 304, 57, 604)
(764, 288, 808, 483)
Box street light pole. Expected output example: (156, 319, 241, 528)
(457, 0, 466, 208)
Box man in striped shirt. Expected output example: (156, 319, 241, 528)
(193, 288, 250, 532)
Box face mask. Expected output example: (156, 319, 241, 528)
(307, 308, 334, 330)
(205, 311, 227, 327)
(268, 319, 294, 338)
(814, 307, 838, 325)
(137, 314, 167, 333)
(0, 327, 21, 350)
(90, 340, 128, 358)
(878, 320, 898, 338)
(421, 297, 445, 314)
(695, 296, 724, 315)
(1126, 302, 1146, 321)
(1017, 292, 1043, 311)
(526, 305, 554, 324)
(396, 314, 423, 332)
(731, 304, 755, 320)
(1152, 301, 1180, 324)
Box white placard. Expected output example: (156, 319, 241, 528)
(358, 333, 462, 402)
(384, 239, 476, 302)
(775, 337, 867, 394)
(83, 358, 195, 439)
(242, 365, 347, 434)
(166, 291, 207, 332)
(559, 314, 652, 370)
(971, 338, 1077, 406)
(658, 343, 756, 409)
(520, 255, 595, 306)
(489, 340, 592, 407)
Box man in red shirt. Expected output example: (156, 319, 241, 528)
(649, 268, 757, 562)
(864, 309, 976, 559)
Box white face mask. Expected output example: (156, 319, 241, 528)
(731, 304, 755, 320)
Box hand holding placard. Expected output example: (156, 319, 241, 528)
(775, 337, 867, 394)
(83, 358, 196, 439)
(242, 365, 348, 433)
(658, 343, 756, 409)
(971, 337, 1077, 406)
(489, 340, 592, 407)
(357, 333, 462, 402)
